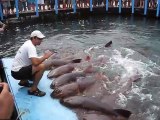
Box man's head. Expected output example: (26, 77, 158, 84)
(30, 30, 45, 46)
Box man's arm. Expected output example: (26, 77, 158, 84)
(0, 82, 14, 119)
(31, 50, 53, 66)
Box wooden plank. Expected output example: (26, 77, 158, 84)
(1, 58, 78, 120)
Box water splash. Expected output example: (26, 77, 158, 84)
(109, 47, 159, 79)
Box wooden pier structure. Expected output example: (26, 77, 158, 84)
(0, 0, 160, 21)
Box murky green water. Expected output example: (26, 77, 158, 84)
(1, 15, 160, 120)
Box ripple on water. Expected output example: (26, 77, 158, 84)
(1, 16, 160, 120)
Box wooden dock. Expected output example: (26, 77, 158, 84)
(1, 5, 160, 22)
(1, 58, 78, 120)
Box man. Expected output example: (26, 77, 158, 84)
(11, 30, 53, 97)
(0, 82, 14, 119)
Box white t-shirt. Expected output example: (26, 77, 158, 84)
(11, 40, 38, 72)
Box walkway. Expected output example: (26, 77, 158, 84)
(0, 0, 160, 20)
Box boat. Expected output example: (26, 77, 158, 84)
(0, 58, 77, 120)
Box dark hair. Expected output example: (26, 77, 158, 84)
(30, 36, 39, 40)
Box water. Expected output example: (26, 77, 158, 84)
(1, 15, 160, 120)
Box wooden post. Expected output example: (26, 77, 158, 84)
(35, 0, 39, 16)
(55, 0, 58, 14)
(0, 3, 3, 20)
(90, 0, 92, 11)
(15, 0, 19, 18)
(144, 0, 148, 15)
(106, 0, 108, 11)
(132, 0, 134, 14)
(156, 0, 160, 17)
(119, 0, 122, 13)
(73, 0, 76, 13)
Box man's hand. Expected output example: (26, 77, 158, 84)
(0, 82, 14, 119)
(44, 50, 53, 59)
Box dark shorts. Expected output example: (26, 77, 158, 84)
(11, 65, 33, 80)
